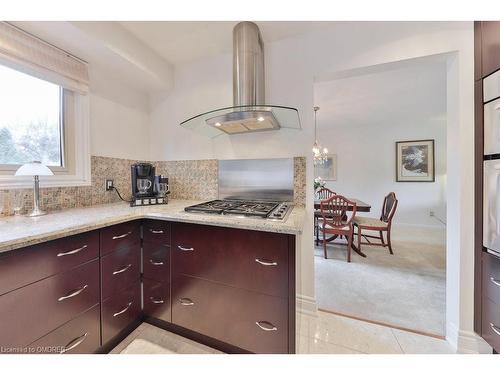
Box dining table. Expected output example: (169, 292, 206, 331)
(314, 197, 371, 257)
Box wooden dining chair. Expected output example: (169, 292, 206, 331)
(314, 188, 336, 245)
(319, 195, 357, 262)
(352, 192, 398, 255)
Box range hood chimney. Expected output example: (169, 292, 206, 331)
(180, 22, 300, 137)
(233, 22, 265, 107)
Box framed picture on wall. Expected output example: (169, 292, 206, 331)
(395, 139, 435, 182)
(314, 155, 337, 181)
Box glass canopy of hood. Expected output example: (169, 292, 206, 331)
(180, 105, 301, 138)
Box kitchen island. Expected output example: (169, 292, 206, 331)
(0, 200, 304, 354)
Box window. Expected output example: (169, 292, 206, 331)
(0, 64, 63, 167)
(0, 22, 90, 188)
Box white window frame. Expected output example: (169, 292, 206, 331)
(0, 88, 91, 189)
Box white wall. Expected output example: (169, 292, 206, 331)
(314, 62, 447, 227)
(88, 67, 151, 160)
(148, 21, 476, 349)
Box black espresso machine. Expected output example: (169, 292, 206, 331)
(130, 163, 169, 207)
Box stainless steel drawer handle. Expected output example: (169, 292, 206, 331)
(113, 264, 132, 275)
(58, 285, 88, 302)
(179, 298, 194, 306)
(60, 332, 88, 354)
(490, 277, 500, 287)
(112, 232, 132, 240)
(113, 302, 132, 317)
(178, 245, 194, 252)
(57, 245, 88, 257)
(490, 323, 500, 336)
(149, 259, 164, 266)
(149, 229, 164, 234)
(256, 321, 278, 332)
(255, 258, 278, 266)
(150, 297, 164, 304)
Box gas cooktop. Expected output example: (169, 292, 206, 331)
(184, 199, 293, 220)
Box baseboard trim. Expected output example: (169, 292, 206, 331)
(296, 294, 318, 316)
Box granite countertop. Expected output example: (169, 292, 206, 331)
(0, 199, 305, 253)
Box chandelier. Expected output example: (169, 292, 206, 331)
(312, 106, 328, 165)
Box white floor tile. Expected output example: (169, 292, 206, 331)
(391, 329, 455, 354)
(305, 312, 403, 354)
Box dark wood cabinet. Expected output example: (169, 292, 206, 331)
(172, 223, 289, 297)
(143, 241, 170, 283)
(100, 221, 141, 256)
(0, 230, 99, 296)
(143, 278, 171, 322)
(0, 218, 296, 354)
(100, 246, 141, 300)
(101, 281, 142, 345)
(172, 274, 288, 354)
(28, 305, 101, 354)
(171, 222, 295, 353)
(478, 21, 500, 78)
(0, 259, 99, 348)
(475, 21, 500, 352)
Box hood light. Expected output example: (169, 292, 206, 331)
(257, 116, 265, 122)
(215, 122, 221, 127)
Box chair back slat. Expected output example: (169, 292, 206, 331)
(316, 187, 335, 201)
(320, 195, 357, 228)
(381, 192, 398, 223)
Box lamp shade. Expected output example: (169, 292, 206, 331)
(15, 161, 54, 176)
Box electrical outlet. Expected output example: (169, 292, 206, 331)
(105, 179, 114, 191)
(429, 210, 435, 217)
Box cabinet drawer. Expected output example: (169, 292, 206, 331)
(483, 252, 500, 306)
(28, 304, 100, 354)
(0, 231, 99, 296)
(101, 246, 141, 300)
(101, 282, 141, 345)
(143, 278, 171, 322)
(143, 241, 170, 283)
(172, 223, 289, 297)
(172, 275, 288, 353)
(482, 297, 500, 352)
(143, 220, 171, 244)
(100, 221, 141, 256)
(0, 259, 99, 348)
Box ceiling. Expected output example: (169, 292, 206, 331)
(314, 59, 447, 130)
(119, 21, 336, 66)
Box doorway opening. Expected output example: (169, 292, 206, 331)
(312, 55, 448, 337)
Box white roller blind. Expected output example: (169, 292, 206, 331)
(0, 22, 89, 94)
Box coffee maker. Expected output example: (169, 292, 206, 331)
(130, 163, 168, 206)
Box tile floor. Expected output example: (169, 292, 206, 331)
(112, 310, 455, 354)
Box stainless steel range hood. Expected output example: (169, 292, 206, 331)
(180, 22, 301, 137)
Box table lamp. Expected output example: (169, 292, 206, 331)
(15, 161, 54, 217)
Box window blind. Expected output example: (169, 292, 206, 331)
(0, 22, 89, 94)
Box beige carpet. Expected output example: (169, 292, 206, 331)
(314, 224, 446, 336)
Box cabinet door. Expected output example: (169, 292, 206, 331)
(101, 282, 142, 345)
(143, 220, 171, 245)
(172, 223, 289, 297)
(101, 246, 141, 300)
(483, 252, 500, 306)
(0, 230, 99, 296)
(481, 21, 500, 78)
(0, 259, 99, 348)
(143, 278, 171, 322)
(28, 305, 100, 354)
(143, 241, 170, 283)
(172, 274, 288, 354)
(100, 221, 141, 256)
(482, 297, 500, 352)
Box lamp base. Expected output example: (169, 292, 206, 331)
(26, 207, 47, 217)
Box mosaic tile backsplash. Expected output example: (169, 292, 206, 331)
(0, 156, 306, 216)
